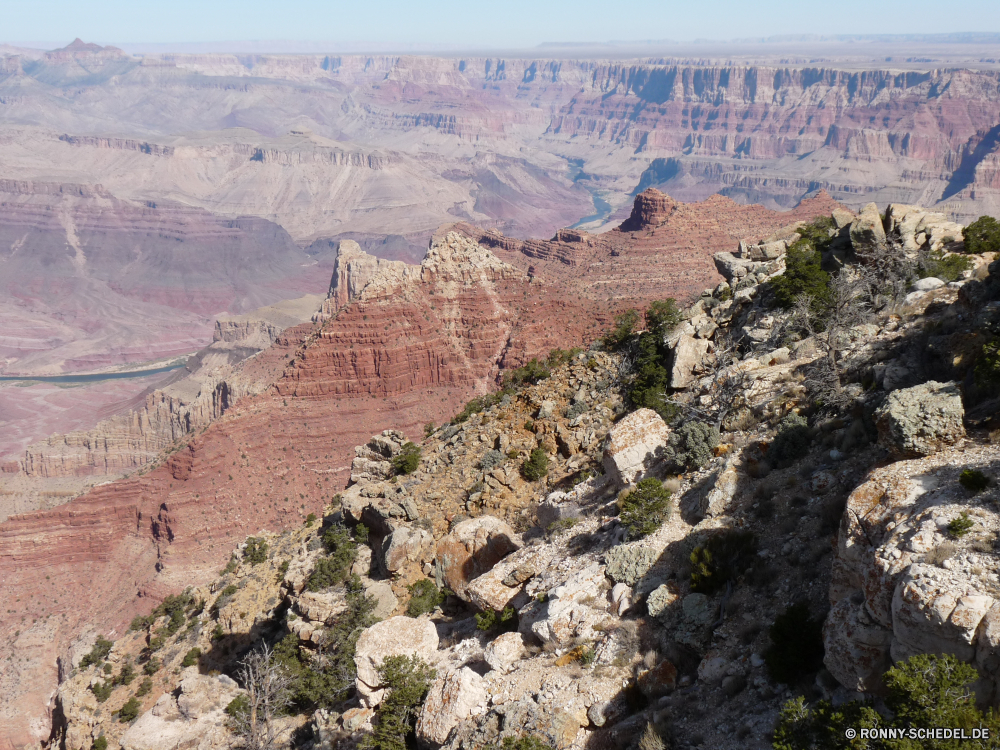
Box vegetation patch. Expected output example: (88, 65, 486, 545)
(690, 529, 758, 594)
(665, 421, 719, 471)
(948, 511, 975, 538)
(773, 653, 1000, 749)
(475, 605, 517, 633)
(963, 215, 1000, 254)
(118, 697, 141, 723)
(764, 603, 825, 684)
(618, 478, 673, 539)
(361, 655, 436, 750)
(520, 448, 550, 481)
(79, 635, 113, 669)
(406, 579, 444, 617)
(917, 250, 973, 282)
(770, 231, 833, 317)
(960, 469, 990, 493)
(242, 536, 268, 565)
(391, 442, 421, 475)
(768, 414, 812, 467)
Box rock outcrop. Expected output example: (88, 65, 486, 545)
(874, 381, 966, 457)
(354, 616, 440, 707)
(602, 408, 670, 486)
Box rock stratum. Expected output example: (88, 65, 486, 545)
(0, 48, 998, 242)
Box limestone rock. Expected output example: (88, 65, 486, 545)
(874, 381, 965, 457)
(605, 543, 659, 587)
(297, 590, 347, 625)
(890, 564, 993, 663)
(911, 277, 945, 291)
(822, 597, 892, 693)
(713, 252, 754, 282)
(120, 671, 240, 750)
(646, 584, 678, 619)
(381, 525, 434, 573)
(527, 563, 612, 646)
(484, 631, 527, 674)
(602, 408, 670, 486)
(435, 516, 521, 600)
(466, 543, 556, 613)
(354, 616, 439, 707)
(681, 593, 715, 627)
(363, 579, 399, 620)
(701, 462, 740, 517)
(417, 668, 486, 746)
(670, 335, 711, 389)
(849, 202, 887, 255)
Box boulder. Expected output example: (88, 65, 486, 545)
(713, 252, 754, 281)
(435, 516, 521, 600)
(416, 667, 487, 746)
(670, 335, 711, 389)
(484, 631, 527, 674)
(466, 543, 556, 613)
(646, 584, 678, 619)
(601, 408, 670, 486)
(354, 616, 439, 707)
(697, 655, 729, 685)
(701, 462, 740, 517)
(681, 593, 715, 627)
(120, 671, 241, 750)
(638, 660, 678, 697)
(297, 590, 347, 624)
(849, 202, 887, 256)
(526, 563, 612, 646)
(822, 597, 892, 693)
(911, 277, 945, 291)
(363, 579, 399, 620)
(381, 525, 433, 573)
(874, 381, 965, 457)
(605, 543, 659, 587)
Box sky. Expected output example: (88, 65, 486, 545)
(4, 0, 1000, 50)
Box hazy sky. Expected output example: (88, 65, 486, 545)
(5, 0, 1000, 49)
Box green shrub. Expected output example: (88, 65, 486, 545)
(274, 575, 378, 710)
(225, 693, 250, 718)
(500, 737, 553, 750)
(221, 555, 238, 576)
(452, 391, 508, 424)
(307, 523, 358, 592)
(770, 239, 832, 315)
(354, 523, 370, 545)
(602, 309, 640, 351)
(520, 448, 550, 481)
(764, 603, 825, 684)
(665, 421, 719, 471)
(690, 529, 757, 594)
(130, 591, 197, 634)
(305, 513, 317, 527)
(628, 332, 674, 419)
(115, 660, 135, 686)
(277, 559, 290, 582)
(963, 215, 1000, 255)
(918, 250, 973, 282)
(135, 677, 152, 697)
(768, 414, 812, 467)
(90, 681, 112, 702)
(948, 511, 975, 538)
(773, 653, 1000, 750)
(79, 635, 114, 669)
(103, 663, 113, 674)
(960, 469, 990, 493)
(475, 606, 517, 633)
(480, 449, 504, 471)
(424, 422, 435, 438)
(142, 657, 160, 676)
(618, 478, 672, 539)
(181, 648, 201, 668)
(391, 442, 421, 475)
(92, 737, 108, 750)
(504, 358, 551, 387)
(361, 655, 436, 750)
(118, 697, 141, 723)
(645, 298, 682, 338)
(406, 579, 444, 617)
(243, 536, 268, 565)
(975, 338, 1000, 389)
(566, 401, 588, 420)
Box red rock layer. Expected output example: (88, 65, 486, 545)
(462, 188, 844, 305)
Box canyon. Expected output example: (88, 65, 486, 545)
(0, 189, 844, 747)
(1, 35, 1000, 748)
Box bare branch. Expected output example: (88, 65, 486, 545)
(230, 645, 292, 750)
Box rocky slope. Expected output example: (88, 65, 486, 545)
(35, 199, 1000, 750)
